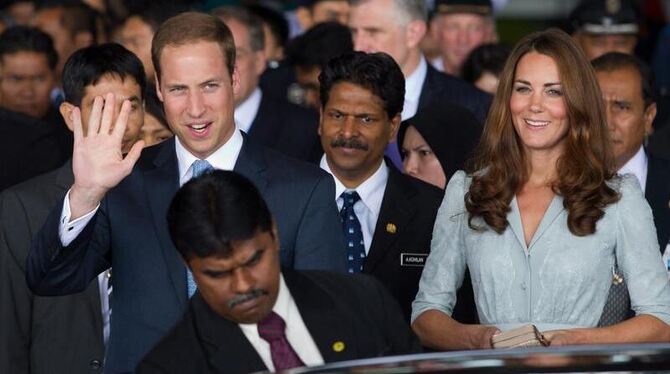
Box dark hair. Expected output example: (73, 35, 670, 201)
(286, 21, 352, 68)
(467, 28, 619, 236)
(211, 6, 265, 52)
(461, 43, 511, 85)
(36, 2, 99, 43)
(151, 12, 235, 81)
(0, 26, 58, 70)
(592, 51, 655, 108)
(144, 81, 168, 128)
(246, 4, 289, 50)
(62, 43, 146, 106)
(319, 51, 405, 118)
(167, 170, 273, 260)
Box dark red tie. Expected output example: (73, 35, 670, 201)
(257, 311, 305, 370)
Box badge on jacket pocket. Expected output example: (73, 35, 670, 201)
(400, 253, 427, 267)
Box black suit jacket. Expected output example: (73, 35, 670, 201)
(418, 64, 492, 124)
(0, 108, 68, 191)
(645, 153, 670, 251)
(26, 135, 346, 373)
(363, 164, 477, 323)
(0, 162, 105, 374)
(248, 91, 322, 163)
(137, 270, 422, 374)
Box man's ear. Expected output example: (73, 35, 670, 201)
(318, 107, 324, 136)
(644, 102, 657, 136)
(155, 74, 163, 102)
(59, 101, 77, 132)
(253, 49, 268, 77)
(389, 113, 401, 142)
(232, 67, 241, 96)
(405, 19, 427, 49)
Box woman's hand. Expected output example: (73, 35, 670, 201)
(543, 329, 587, 346)
(474, 325, 502, 349)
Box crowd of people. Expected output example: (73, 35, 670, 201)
(1, 0, 670, 373)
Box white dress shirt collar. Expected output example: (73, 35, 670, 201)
(618, 146, 648, 191)
(234, 88, 263, 134)
(319, 155, 388, 214)
(402, 56, 428, 120)
(175, 127, 244, 186)
(319, 155, 388, 255)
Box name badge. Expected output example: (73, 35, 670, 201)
(400, 253, 427, 267)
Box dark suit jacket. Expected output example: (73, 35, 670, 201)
(363, 164, 478, 324)
(247, 91, 322, 163)
(646, 153, 670, 251)
(418, 64, 492, 124)
(137, 270, 422, 374)
(26, 135, 346, 373)
(0, 108, 68, 191)
(0, 162, 105, 374)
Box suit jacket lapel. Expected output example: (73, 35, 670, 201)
(192, 295, 268, 374)
(283, 270, 357, 363)
(233, 134, 269, 196)
(142, 139, 185, 306)
(645, 154, 670, 251)
(364, 166, 415, 273)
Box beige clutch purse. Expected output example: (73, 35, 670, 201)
(491, 324, 549, 348)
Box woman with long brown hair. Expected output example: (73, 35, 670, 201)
(411, 29, 670, 349)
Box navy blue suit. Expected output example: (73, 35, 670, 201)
(247, 92, 322, 163)
(418, 64, 492, 124)
(26, 135, 346, 373)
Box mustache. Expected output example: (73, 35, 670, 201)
(330, 136, 368, 151)
(227, 288, 268, 308)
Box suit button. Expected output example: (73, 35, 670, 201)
(89, 359, 102, 370)
(520, 283, 527, 290)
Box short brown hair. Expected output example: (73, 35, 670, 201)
(151, 12, 235, 81)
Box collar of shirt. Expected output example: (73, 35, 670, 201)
(430, 55, 445, 73)
(402, 56, 428, 120)
(238, 274, 324, 369)
(234, 88, 263, 134)
(618, 146, 648, 191)
(175, 127, 244, 186)
(319, 155, 388, 219)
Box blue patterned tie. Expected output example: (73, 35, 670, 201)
(340, 191, 365, 273)
(186, 160, 214, 297)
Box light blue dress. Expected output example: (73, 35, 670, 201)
(411, 171, 670, 332)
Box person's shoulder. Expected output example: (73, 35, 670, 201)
(258, 143, 330, 182)
(138, 305, 205, 373)
(392, 168, 444, 204)
(293, 269, 385, 297)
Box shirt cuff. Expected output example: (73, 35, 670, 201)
(59, 189, 99, 246)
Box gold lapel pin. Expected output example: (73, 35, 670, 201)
(332, 341, 345, 352)
(386, 223, 396, 234)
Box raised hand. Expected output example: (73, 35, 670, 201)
(69, 93, 145, 219)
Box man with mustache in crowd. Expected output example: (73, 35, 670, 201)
(138, 170, 420, 373)
(317, 51, 476, 322)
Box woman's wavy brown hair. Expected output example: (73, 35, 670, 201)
(465, 28, 620, 236)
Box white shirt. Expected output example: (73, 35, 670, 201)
(59, 127, 245, 244)
(238, 275, 324, 371)
(430, 56, 445, 73)
(618, 146, 648, 191)
(402, 56, 428, 121)
(319, 156, 388, 254)
(234, 88, 262, 134)
(97, 269, 112, 347)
